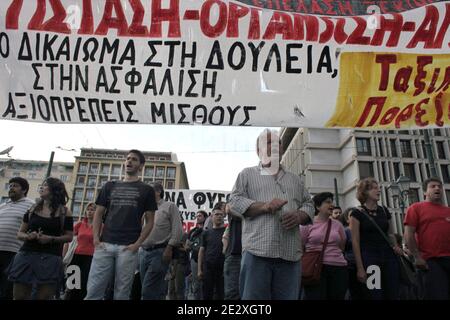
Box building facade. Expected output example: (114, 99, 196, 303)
(70, 148, 189, 219)
(0, 159, 74, 204)
(281, 128, 450, 234)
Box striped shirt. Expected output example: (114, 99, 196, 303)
(229, 164, 314, 262)
(0, 197, 35, 253)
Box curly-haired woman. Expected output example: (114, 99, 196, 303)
(8, 177, 73, 300)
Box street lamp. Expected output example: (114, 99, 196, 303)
(388, 175, 411, 217)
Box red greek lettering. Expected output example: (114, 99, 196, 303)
(407, 5, 439, 48)
(263, 12, 294, 40)
(95, 0, 128, 36)
(414, 56, 433, 96)
(200, 0, 227, 38)
(376, 54, 397, 91)
(394, 67, 412, 93)
(5, 0, 23, 30)
(227, 2, 249, 38)
(371, 14, 403, 47)
(415, 98, 430, 127)
(380, 107, 401, 126)
(356, 97, 386, 127)
(395, 104, 414, 128)
(149, 0, 181, 38)
(347, 17, 371, 45)
(78, 0, 94, 35)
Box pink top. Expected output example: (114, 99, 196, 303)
(301, 219, 347, 267)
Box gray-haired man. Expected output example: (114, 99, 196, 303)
(229, 129, 314, 300)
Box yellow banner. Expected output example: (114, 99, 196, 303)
(326, 52, 450, 129)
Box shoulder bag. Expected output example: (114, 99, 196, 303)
(301, 219, 332, 286)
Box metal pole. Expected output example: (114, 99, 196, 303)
(46, 151, 55, 178)
(334, 178, 339, 207)
(424, 129, 438, 177)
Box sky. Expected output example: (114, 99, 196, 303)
(0, 120, 271, 191)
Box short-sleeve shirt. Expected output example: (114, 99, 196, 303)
(0, 197, 34, 253)
(201, 227, 226, 265)
(96, 180, 157, 245)
(404, 201, 450, 260)
(21, 207, 73, 256)
(351, 206, 392, 250)
(301, 219, 347, 266)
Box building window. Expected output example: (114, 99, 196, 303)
(378, 139, 384, 157)
(441, 165, 450, 183)
(393, 162, 401, 180)
(404, 163, 416, 182)
(356, 138, 371, 156)
(76, 176, 85, 186)
(89, 163, 99, 174)
(28, 172, 36, 179)
(399, 130, 409, 134)
(72, 203, 81, 216)
(437, 141, 446, 159)
(85, 189, 95, 201)
(74, 189, 83, 201)
(166, 180, 175, 189)
(390, 140, 398, 157)
(421, 142, 427, 159)
(144, 166, 154, 177)
(111, 165, 121, 176)
(409, 189, 420, 204)
(156, 167, 165, 178)
(446, 190, 450, 205)
(100, 164, 110, 175)
(78, 163, 88, 173)
(400, 140, 413, 158)
(166, 167, 176, 179)
(4, 183, 9, 191)
(381, 163, 387, 181)
(359, 162, 374, 179)
(434, 129, 442, 136)
(60, 175, 68, 182)
(87, 176, 97, 187)
(425, 164, 431, 179)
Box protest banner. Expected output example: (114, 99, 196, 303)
(164, 189, 230, 232)
(0, 0, 448, 129)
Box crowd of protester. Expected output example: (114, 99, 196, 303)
(0, 130, 449, 300)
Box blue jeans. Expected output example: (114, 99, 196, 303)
(139, 248, 170, 300)
(85, 243, 138, 300)
(240, 251, 300, 300)
(361, 246, 400, 300)
(224, 254, 241, 300)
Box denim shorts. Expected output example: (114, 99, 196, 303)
(8, 251, 63, 285)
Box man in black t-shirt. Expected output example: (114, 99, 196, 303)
(198, 205, 226, 300)
(85, 150, 157, 300)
